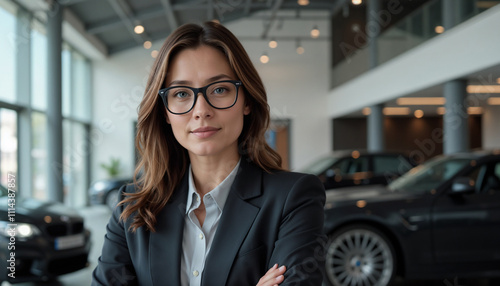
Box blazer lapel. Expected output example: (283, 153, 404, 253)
(149, 174, 188, 286)
(202, 158, 262, 286)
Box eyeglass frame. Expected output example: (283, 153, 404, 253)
(158, 80, 243, 115)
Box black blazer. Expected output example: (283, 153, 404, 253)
(92, 158, 326, 286)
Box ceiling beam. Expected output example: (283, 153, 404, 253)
(88, 0, 336, 36)
(87, 5, 164, 34)
(261, 0, 284, 39)
(159, 0, 179, 30)
(207, 0, 214, 20)
(244, 0, 252, 15)
(106, 0, 148, 44)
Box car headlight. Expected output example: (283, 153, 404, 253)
(0, 221, 41, 238)
(91, 181, 111, 192)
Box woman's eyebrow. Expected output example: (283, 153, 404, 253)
(166, 74, 233, 87)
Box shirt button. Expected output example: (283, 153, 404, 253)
(193, 270, 199, 277)
(199, 233, 204, 240)
(196, 196, 200, 202)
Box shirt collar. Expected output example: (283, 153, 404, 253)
(185, 159, 241, 214)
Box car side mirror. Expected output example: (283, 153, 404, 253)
(451, 177, 475, 195)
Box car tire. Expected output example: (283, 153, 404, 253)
(105, 189, 120, 209)
(325, 224, 396, 286)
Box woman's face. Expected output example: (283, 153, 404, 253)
(164, 45, 250, 161)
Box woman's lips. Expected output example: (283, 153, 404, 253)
(191, 127, 221, 139)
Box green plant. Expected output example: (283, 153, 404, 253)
(100, 157, 121, 178)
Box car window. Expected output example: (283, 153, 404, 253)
(330, 158, 350, 175)
(302, 156, 339, 175)
(345, 157, 369, 174)
(373, 155, 409, 175)
(479, 162, 500, 193)
(389, 157, 471, 193)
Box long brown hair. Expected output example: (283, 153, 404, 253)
(120, 21, 283, 232)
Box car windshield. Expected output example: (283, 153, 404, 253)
(388, 156, 472, 193)
(301, 156, 340, 175)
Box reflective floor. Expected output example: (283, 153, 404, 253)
(2, 205, 498, 286)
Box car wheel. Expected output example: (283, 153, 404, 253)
(105, 189, 120, 209)
(325, 224, 396, 286)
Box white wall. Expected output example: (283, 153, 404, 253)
(91, 46, 153, 181)
(91, 12, 332, 181)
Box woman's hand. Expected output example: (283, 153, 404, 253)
(256, 264, 286, 286)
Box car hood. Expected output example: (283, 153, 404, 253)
(0, 197, 82, 222)
(325, 185, 417, 207)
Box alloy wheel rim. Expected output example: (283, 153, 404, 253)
(326, 229, 394, 286)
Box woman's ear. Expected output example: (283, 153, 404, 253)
(244, 104, 251, 115)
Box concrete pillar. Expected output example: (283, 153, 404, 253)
(367, 104, 385, 151)
(46, 1, 64, 202)
(366, 0, 384, 151)
(16, 9, 32, 198)
(442, 0, 469, 154)
(367, 0, 381, 69)
(443, 80, 469, 154)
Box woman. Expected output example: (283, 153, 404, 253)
(92, 21, 326, 286)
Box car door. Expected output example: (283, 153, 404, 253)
(431, 158, 500, 263)
(324, 156, 369, 189)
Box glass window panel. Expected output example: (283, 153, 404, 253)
(72, 52, 91, 121)
(0, 4, 17, 104)
(32, 112, 47, 200)
(0, 109, 18, 186)
(62, 47, 72, 117)
(31, 21, 48, 111)
(67, 122, 89, 207)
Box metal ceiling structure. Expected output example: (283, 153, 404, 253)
(59, 0, 346, 55)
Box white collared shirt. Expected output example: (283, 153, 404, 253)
(180, 159, 240, 286)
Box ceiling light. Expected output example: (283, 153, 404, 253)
(487, 97, 500, 105)
(435, 26, 445, 34)
(143, 41, 152, 49)
(134, 25, 145, 34)
(414, 109, 424, 118)
(467, 85, 500, 93)
(296, 40, 304, 55)
(437, 107, 446, 115)
(269, 39, 278, 49)
(352, 0, 362, 5)
(260, 52, 269, 64)
(362, 107, 371, 116)
(298, 0, 309, 6)
(397, 97, 446, 105)
(151, 50, 159, 58)
(310, 25, 320, 38)
(467, 107, 483, 114)
(383, 107, 410, 116)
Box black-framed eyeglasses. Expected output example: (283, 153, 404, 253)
(158, 80, 243, 115)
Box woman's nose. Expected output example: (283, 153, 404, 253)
(192, 93, 213, 119)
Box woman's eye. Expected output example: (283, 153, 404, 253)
(175, 91, 189, 98)
(213, 87, 226, 94)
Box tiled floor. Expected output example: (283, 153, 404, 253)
(2, 205, 498, 286)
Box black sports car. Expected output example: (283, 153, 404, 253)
(0, 184, 91, 283)
(323, 150, 500, 286)
(302, 150, 417, 189)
